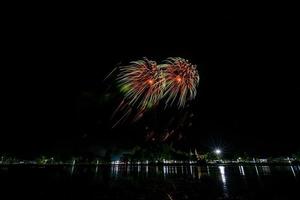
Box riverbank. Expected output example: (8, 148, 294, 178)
(1, 162, 299, 167)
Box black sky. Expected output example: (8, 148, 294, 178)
(2, 9, 299, 157)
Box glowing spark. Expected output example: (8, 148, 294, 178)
(176, 76, 182, 83)
(147, 79, 154, 85)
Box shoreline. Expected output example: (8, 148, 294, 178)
(0, 163, 299, 167)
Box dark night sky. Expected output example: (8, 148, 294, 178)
(2, 8, 299, 157)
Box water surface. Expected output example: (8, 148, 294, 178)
(1, 165, 299, 199)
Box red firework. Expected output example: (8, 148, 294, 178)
(117, 58, 164, 110)
(162, 57, 199, 107)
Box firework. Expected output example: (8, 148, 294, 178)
(107, 57, 199, 127)
(116, 58, 165, 110)
(161, 57, 199, 107)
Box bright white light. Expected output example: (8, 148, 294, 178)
(214, 149, 222, 155)
(219, 166, 226, 184)
(239, 166, 245, 176)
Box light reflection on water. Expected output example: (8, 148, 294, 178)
(261, 165, 271, 175)
(67, 164, 300, 198)
(290, 165, 296, 177)
(74, 164, 300, 180)
(255, 165, 259, 176)
(219, 166, 228, 198)
(1, 164, 300, 199)
(238, 165, 245, 176)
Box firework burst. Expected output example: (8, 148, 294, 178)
(116, 58, 165, 110)
(161, 57, 199, 107)
(106, 57, 199, 127)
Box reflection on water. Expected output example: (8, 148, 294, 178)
(261, 165, 271, 175)
(290, 165, 296, 177)
(255, 165, 259, 176)
(197, 166, 201, 179)
(219, 166, 228, 198)
(219, 166, 226, 184)
(98, 165, 244, 179)
(1, 164, 299, 200)
(70, 165, 75, 175)
(88, 164, 297, 178)
(71, 164, 300, 183)
(238, 165, 245, 176)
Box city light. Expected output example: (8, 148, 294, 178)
(214, 149, 222, 155)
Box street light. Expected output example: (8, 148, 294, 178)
(214, 149, 222, 155)
(214, 149, 222, 163)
